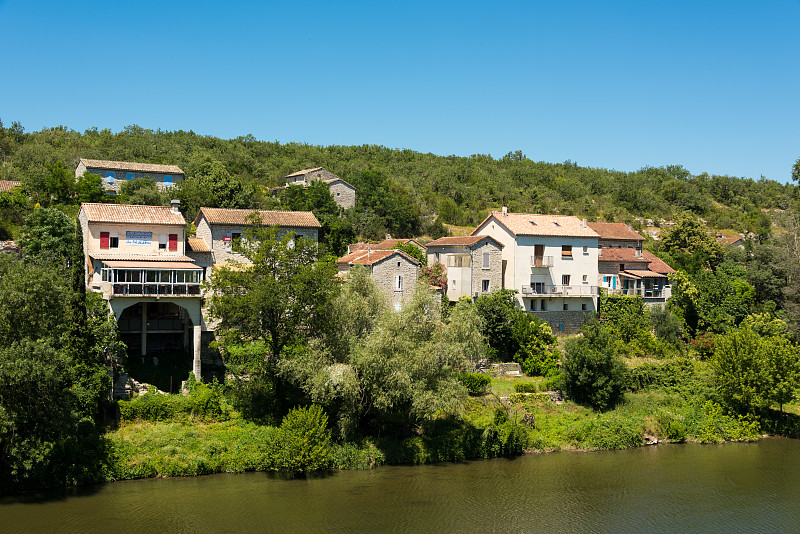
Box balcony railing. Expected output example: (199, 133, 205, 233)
(604, 287, 665, 298)
(112, 283, 202, 296)
(522, 284, 600, 297)
(530, 255, 554, 267)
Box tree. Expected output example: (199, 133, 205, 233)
(561, 321, 627, 410)
(712, 326, 800, 414)
(118, 177, 165, 206)
(44, 161, 74, 204)
(599, 294, 652, 344)
(18, 207, 75, 264)
(659, 212, 724, 272)
(206, 223, 339, 364)
(474, 289, 521, 361)
(74, 172, 106, 203)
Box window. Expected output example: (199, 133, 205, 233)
(620, 264, 625, 271)
(396, 274, 403, 291)
(483, 252, 490, 269)
(105, 172, 115, 184)
(582, 274, 587, 283)
(434, 252, 440, 263)
(540, 299, 547, 311)
(159, 235, 168, 250)
(532, 282, 545, 293)
(397, 261, 401, 267)
(582, 303, 587, 311)
(563, 303, 568, 311)
(126, 173, 134, 180)
(482, 279, 490, 292)
(451, 279, 457, 288)
(109, 233, 119, 249)
(562, 245, 572, 257)
(562, 274, 571, 286)
(163, 175, 173, 187)
(583, 245, 588, 254)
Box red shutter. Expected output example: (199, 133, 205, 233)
(168, 234, 178, 251)
(100, 231, 110, 249)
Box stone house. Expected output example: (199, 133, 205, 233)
(588, 222, 675, 305)
(0, 180, 21, 193)
(424, 235, 503, 302)
(282, 167, 356, 209)
(337, 248, 419, 311)
(79, 201, 206, 378)
(193, 207, 321, 277)
(472, 209, 600, 334)
(75, 158, 184, 194)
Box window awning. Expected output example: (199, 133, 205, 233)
(101, 260, 203, 270)
(90, 253, 195, 262)
(619, 269, 668, 279)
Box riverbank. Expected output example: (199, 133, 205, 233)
(96, 357, 800, 484)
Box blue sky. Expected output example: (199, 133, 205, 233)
(1, 0, 798, 182)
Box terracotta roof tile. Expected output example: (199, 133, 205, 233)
(620, 269, 668, 279)
(285, 167, 324, 178)
(641, 250, 676, 274)
(425, 235, 504, 248)
(195, 208, 321, 228)
(0, 180, 21, 193)
(598, 248, 650, 263)
(474, 212, 599, 238)
(186, 237, 210, 252)
(587, 222, 644, 241)
(349, 239, 426, 252)
(337, 249, 420, 266)
(80, 203, 186, 225)
(80, 158, 183, 175)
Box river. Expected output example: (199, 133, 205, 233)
(2, 438, 799, 533)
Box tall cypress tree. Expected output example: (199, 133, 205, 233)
(67, 219, 88, 363)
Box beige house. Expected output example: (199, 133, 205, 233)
(193, 208, 321, 275)
(337, 249, 419, 310)
(79, 201, 206, 378)
(282, 167, 356, 209)
(472, 209, 600, 334)
(424, 235, 503, 302)
(76, 158, 184, 194)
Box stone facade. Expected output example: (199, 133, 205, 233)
(76, 160, 184, 193)
(369, 254, 419, 310)
(283, 167, 356, 209)
(531, 310, 592, 335)
(426, 236, 503, 302)
(326, 179, 356, 209)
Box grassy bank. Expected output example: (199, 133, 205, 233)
(96, 356, 800, 483)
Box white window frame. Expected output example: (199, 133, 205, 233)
(395, 274, 403, 291)
(158, 234, 168, 250)
(482, 252, 490, 269)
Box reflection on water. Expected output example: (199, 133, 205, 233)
(2, 438, 799, 533)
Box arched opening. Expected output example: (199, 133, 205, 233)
(118, 302, 194, 392)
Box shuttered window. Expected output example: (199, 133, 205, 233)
(168, 234, 178, 251)
(100, 231, 110, 249)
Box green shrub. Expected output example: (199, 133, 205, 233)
(577, 413, 643, 450)
(273, 405, 332, 473)
(493, 407, 508, 425)
(118, 380, 232, 423)
(667, 419, 687, 442)
(458, 372, 491, 396)
(514, 382, 538, 393)
(562, 322, 626, 410)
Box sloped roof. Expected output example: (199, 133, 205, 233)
(620, 269, 668, 279)
(474, 212, 599, 238)
(90, 253, 194, 262)
(641, 250, 676, 274)
(587, 222, 644, 241)
(80, 203, 186, 225)
(194, 207, 321, 228)
(337, 249, 420, 267)
(597, 248, 649, 263)
(186, 237, 211, 252)
(79, 158, 183, 175)
(285, 167, 324, 178)
(349, 238, 426, 252)
(0, 180, 21, 193)
(720, 236, 744, 246)
(425, 235, 503, 248)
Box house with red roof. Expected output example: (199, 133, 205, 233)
(424, 235, 503, 302)
(337, 248, 419, 311)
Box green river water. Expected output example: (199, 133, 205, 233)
(2, 438, 799, 533)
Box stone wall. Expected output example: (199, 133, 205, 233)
(470, 240, 503, 298)
(371, 255, 419, 310)
(532, 310, 593, 335)
(79, 164, 184, 193)
(327, 180, 356, 209)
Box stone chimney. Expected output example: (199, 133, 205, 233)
(171, 199, 180, 214)
(582, 218, 587, 228)
(501, 206, 508, 217)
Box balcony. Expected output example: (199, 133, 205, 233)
(112, 283, 202, 297)
(530, 255, 554, 268)
(522, 284, 600, 297)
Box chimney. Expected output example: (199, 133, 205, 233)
(501, 206, 508, 217)
(171, 199, 180, 214)
(582, 218, 587, 228)
(386, 233, 392, 240)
